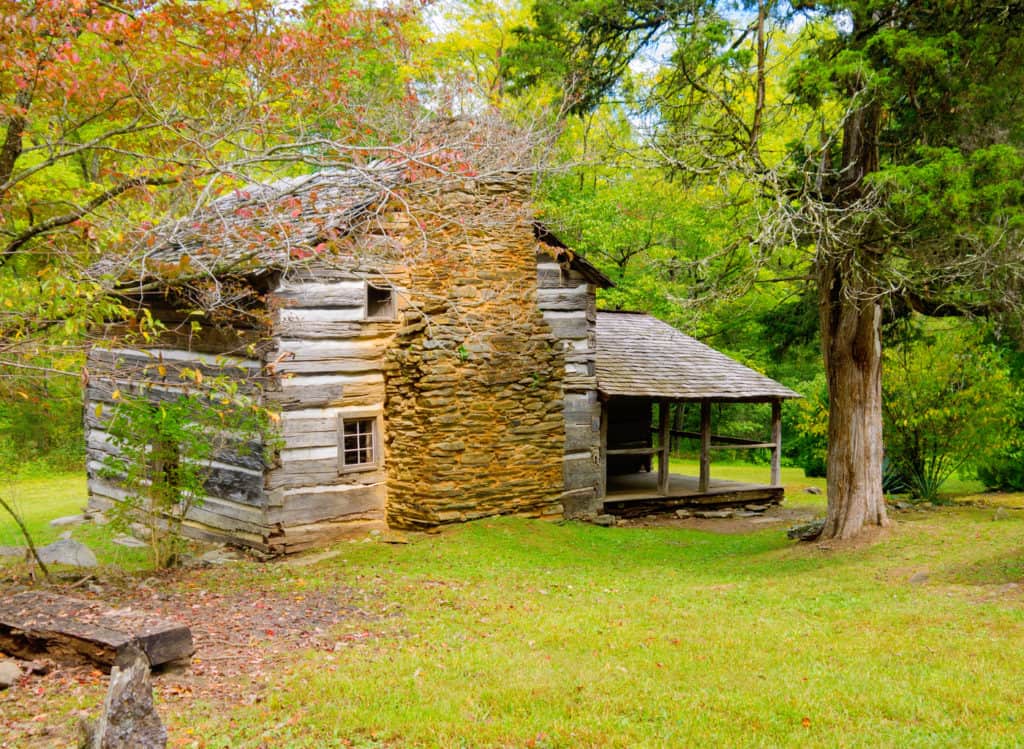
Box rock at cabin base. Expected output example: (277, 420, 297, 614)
(695, 509, 733, 519)
(82, 646, 167, 749)
(37, 539, 98, 568)
(50, 514, 86, 527)
(0, 659, 22, 689)
(592, 514, 617, 527)
(112, 535, 148, 549)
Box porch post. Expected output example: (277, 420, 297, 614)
(658, 399, 670, 495)
(699, 399, 712, 492)
(770, 398, 782, 486)
(598, 399, 608, 498)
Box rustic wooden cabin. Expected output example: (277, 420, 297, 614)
(84, 164, 798, 552)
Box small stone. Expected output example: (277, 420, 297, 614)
(90, 512, 110, 526)
(674, 509, 693, 519)
(645, 514, 658, 521)
(592, 514, 617, 527)
(37, 539, 98, 568)
(993, 507, 1010, 521)
(60, 531, 73, 540)
(735, 511, 759, 518)
(787, 519, 826, 541)
(200, 548, 242, 565)
(695, 509, 734, 519)
(49, 514, 85, 528)
(744, 504, 769, 512)
(909, 571, 930, 585)
(113, 535, 148, 549)
(0, 660, 22, 689)
(82, 645, 167, 749)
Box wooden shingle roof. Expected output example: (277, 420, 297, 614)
(596, 311, 800, 402)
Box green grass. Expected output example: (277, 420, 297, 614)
(0, 472, 149, 571)
(5, 469, 1024, 748)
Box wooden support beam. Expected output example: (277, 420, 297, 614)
(658, 400, 670, 496)
(771, 399, 782, 486)
(598, 400, 608, 499)
(699, 400, 712, 493)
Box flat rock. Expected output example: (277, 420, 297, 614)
(0, 659, 21, 689)
(37, 539, 98, 568)
(674, 509, 693, 519)
(0, 591, 193, 669)
(592, 514, 617, 527)
(0, 545, 26, 558)
(804, 487, 823, 495)
(695, 510, 734, 519)
(199, 548, 243, 565)
(50, 514, 86, 527)
(112, 535, 148, 549)
(744, 504, 769, 512)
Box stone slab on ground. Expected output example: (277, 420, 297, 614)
(49, 514, 86, 527)
(37, 539, 98, 568)
(0, 658, 21, 689)
(0, 591, 193, 669)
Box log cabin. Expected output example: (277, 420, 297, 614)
(84, 165, 799, 553)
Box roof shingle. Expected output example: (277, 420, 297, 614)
(596, 311, 800, 401)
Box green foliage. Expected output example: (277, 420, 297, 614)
(882, 321, 1017, 502)
(99, 381, 275, 569)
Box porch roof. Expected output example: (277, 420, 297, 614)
(595, 311, 801, 402)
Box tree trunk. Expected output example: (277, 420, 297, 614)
(817, 258, 889, 539)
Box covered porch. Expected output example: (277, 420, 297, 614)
(594, 311, 801, 515)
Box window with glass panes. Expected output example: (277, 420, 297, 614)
(339, 417, 376, 470)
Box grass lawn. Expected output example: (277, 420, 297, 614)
(3, 469, 1024, 748)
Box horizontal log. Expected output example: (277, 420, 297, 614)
(267, 483, 385, 525)
(537, 285, 590, 311)
(606, 448, 658, 456)
(564, 453, 600, 492)
(99, 322, 270, 358)
(266, 464, 386, 490)
(90, 347, 261, 377)
(672, 430, 775, 448)
(272, 280, 366, 308)
(0, 591, 193, 668)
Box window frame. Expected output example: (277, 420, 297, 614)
(365, 283, 396, 321)
(337, 412, 382, 473)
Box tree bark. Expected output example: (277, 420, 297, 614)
(817, 257, 889, 539)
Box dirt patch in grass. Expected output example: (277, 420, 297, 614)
(0, 567, 387, 748)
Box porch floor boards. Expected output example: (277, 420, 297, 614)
(602, 472, 783, 517)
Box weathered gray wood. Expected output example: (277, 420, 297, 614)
(564, 453, 600, 492)
(272, 280, 365, 308)
(699, 400, 712, 493)
(537, 285, 589, 311)
(267, 484, 385, 525)
(0, 592, 193, 668)
(606, 448, 659, 456)
(266, 464, 386, 490)
(273, 319, 397, 340)
(544, 313, 590, 341)
(771, 399, 782, 486)
(604, 487, 784, 517)
(89, 348, 261, 380)
(565, 424, 598, 453)
(658, 400, 670, 496)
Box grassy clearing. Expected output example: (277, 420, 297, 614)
(0, 472, 149, 571)
(4, 469, 1024, 748)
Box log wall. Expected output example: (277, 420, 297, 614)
(83, 345, 276, 551)
(536, 252, 603, 516)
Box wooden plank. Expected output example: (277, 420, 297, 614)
(267, 483, 385, 525)
(606, 448, 659, 456)
(699, 400, 712, 493)
(0, 591, 193, 668)
(544, 312, 590, 341)
(672, 430, 775, 448)
(537, 285, 590, 311)
(658, 400, 670, 496)
(771, 399, 782, 486)
(603, 487, 784, 518)
(272, 280, 366, 308)
(708, 443, 776, 451)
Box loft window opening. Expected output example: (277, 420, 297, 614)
(366, 283, 395, 320)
